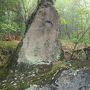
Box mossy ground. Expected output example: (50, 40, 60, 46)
(70, 60, 90, 69)
(0, 41, 90, 90)
(0, 61, 69, 90)
(0, 41, 18, 79)
(0, 59, 89, 90)
(0, 41, 18, 48)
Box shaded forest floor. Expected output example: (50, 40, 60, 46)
(0, 40, 89, 90)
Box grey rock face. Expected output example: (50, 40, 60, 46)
(55, 69, 90, 90)
(17, 1, 61, 64)
(25, 69, 90, 90)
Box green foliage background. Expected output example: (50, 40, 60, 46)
(0, 0, 90, 45)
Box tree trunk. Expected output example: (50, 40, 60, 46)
(16, 0, 62, 65)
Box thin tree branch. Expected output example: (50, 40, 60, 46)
(71, 25, 90, 59)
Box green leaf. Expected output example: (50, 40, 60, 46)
(60, 17, 69, 24)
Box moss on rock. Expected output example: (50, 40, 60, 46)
(31, 61, 69, 85)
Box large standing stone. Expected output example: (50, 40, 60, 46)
(17, 0, 61, 64)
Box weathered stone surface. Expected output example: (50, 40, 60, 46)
(17, 0, 61, 64)
(25, 69, 90, 90)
